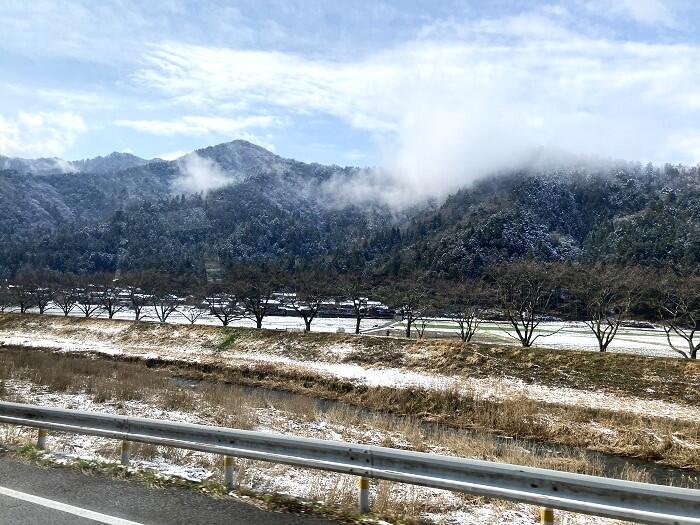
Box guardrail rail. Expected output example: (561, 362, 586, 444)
(0, 401, 698, 524)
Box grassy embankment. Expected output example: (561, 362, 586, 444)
(0, 313, 699, 470)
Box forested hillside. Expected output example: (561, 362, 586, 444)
(1, 140, 699, 282)
(364, 164, 700, 277)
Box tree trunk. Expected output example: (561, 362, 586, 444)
(355, 316, 361, 334)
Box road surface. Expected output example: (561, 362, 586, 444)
(0, 453, 335, 524)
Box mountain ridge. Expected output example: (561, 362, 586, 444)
(0, 151, 154, 175)
(1, 139, 700, 281)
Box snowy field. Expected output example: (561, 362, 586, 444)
(0, 314, 696, 523)
(21, 305, 391, 333)
(0, 375, 636, 525)
(13, 305, 686, 358)
(1, 318, 696, 423)
(397, 319, 684, 358)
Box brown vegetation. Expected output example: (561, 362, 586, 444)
(2, 345, 698, 473)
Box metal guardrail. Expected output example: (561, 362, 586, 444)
(0, 401, 699, 524)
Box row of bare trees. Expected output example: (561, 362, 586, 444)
(1, 261, 699, 358)
(375, 261, 699, 358)
(0, 268, 364, 334)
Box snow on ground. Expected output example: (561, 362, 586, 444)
(226, 352, 700, 423)
(16, 305, 684, 358)
(24, 305, 387, 334)
(399, 319, 683, 358)
(1, 318, 697, 423)
(0, 334, 122, 355)
(0, 378, 622, 525)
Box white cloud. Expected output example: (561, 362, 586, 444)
(582, 0, 677, 27)
(0, 111, 87, 157)
(115, 115, 280, 136)
(664, 130, 700, 162)
(131, 25, 700, 207)
(156, 150, 188, 161)
(4, 3, 698, 208)
(172, 152, 238, 194)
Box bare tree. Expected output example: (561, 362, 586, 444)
(99, 285, 126, 320)
(75, 284, 103, 318)
(138, 273, 181, 324)
(178, 291, 206, 325)
(33, 287, 53, 315)
(414, 315, 431, 339)
(52, 274, 79, 317)
(382, 276, 431, 339)
(241, 289, 273, 329)
(231, 267, 278, 330)
(11, 268, 52, 315)
(120, 273, 151, 321)
(0, 283, 11, 313)
(445, 279, 484, 343)
(152, 293, 180, 324)
(284, 272, 325, 332)
(206, 292, 242, 327)
(8, 284, 34, 314)
(53, 288, 77, 317)
(491, 261, 561, 347)
(450, 308, 481, 343)
(179, 304, 206, 325)
(128, 287, 149, 321)
(657, 270, 700, 359)
(340, 274, 372, 335)
(569, 265, 633, 352)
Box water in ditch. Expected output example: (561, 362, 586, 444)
(172, 377, 699, 488)
(0, 344, 696, 489)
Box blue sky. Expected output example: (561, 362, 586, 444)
(2, 0, 700, 169)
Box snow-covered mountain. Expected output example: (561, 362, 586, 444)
(4, 138, 696, 281)
(0, 151, 154, 175)
(70, 152, 154, 174)
(0, 140, 366, 237)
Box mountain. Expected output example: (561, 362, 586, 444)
(70, 152, 153, 174)
(0, 151, 153, 176)
(362, 164, 700, 277)
(0, 140, 390, 277)
(1, 139, 699, 281)
(0, 155, 77, 175)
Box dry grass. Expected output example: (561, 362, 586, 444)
(1, 346, 697, 492)
(0, 348, 256, 429)
(3, 312, 698, 406)
(353, 384, 700, 470)
(308, 475, 357, 513)
(372, 480, 425, 522)
(152, 359, 700, 472)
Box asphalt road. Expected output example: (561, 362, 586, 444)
(0, 454, 335, 525)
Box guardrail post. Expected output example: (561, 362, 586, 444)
(358, 476, 370, 513)
(223, 456, 236, 490)
(540, 507, 554, 525)
(120, 440, 130, 465)
(36, 428, 48, 450)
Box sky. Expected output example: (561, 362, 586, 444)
(1, 0, 700, 172)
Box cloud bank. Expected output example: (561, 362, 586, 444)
(3, 2, 700, 208)
(172, 153, 237, 195)
(132, 7, 700, 207)
(0, 111, 87, 157)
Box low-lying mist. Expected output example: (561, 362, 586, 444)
(172, 152, 240, 195)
